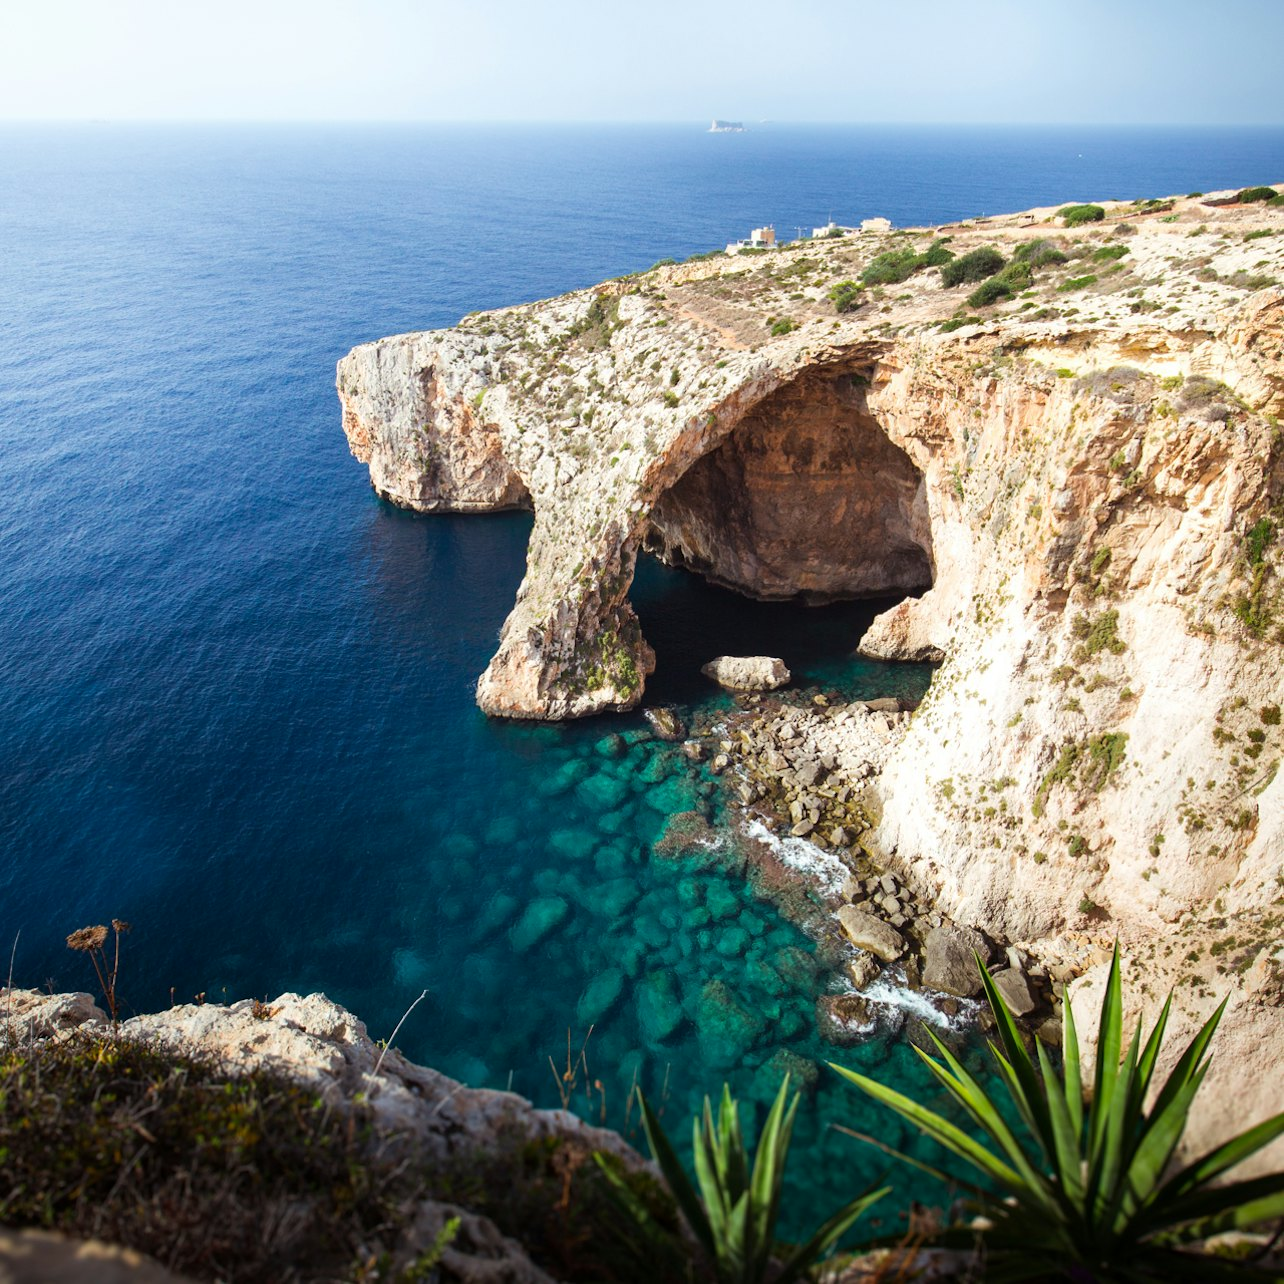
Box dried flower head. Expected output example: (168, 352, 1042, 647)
(67, 925, 108, 953)
(111, 919, 132, 935)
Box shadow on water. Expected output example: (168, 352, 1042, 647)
(630, 552, 933, 708)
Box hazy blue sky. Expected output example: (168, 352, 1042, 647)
(4, 0, 1281, 125)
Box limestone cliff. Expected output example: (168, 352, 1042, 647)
(340, 187, 1284, 1163)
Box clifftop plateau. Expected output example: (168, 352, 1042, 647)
(339, 186, 1284, 1171)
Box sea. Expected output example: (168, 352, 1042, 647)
(2, 122, 1281, 1231)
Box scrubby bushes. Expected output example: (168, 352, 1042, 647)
(1092, 243, 1130, 263)
(859, 247, 920, 286)
(1239, 186, 1279, 204)
(859, 238, 954, 286)
(941, 246, 1005, 287)
(965, 259, 1031, 307)
(1059, 203, 1106, 226)
(1014, 238, 1068, 267)
(826, 280, 863, 313)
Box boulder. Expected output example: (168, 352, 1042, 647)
(991, 967, 1038, 1017)
(922, 924, 992, 998)
(816, 994, 873, 1045)
(644, 707, 686, 741)
(701, 656, 791, 691)
(836, 907, 906, 961)
(847, 950, 881, 990)
(864, 697, 900, 714)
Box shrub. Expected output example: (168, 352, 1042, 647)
(1238, 186, 1279, 204)
(1014, 238, 1068, 267)
(769, 318, 796, 336)
(1058, 273, 1098, 292)
(1092, 243, 1130, 263)
(597, 1078, 884, 1284)
(918, 238, 956, 268)
(1178, 375, 1239, 422)
(1060, 203, 1106, 226)
(827, 280, 864, 313)
(967, 260, 1032, 308)
(1072, 608, 1126, 655)
(939, 315, 982, 332)
(860, 247, 921, 286)
(833, 945, 1284, 1283)
(968, 276, 1015, 307)
(860, 239, 955, 287)
(0, 1033, 435, 1281)
(1271, 194, 1284, 207)
(941, 246, 1006, 287)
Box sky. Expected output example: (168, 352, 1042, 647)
(2, 0, 1281, 126)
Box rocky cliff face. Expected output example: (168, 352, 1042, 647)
(340, 187, 1284, 1165)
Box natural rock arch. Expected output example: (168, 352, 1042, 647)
(642, 364, 934, 604)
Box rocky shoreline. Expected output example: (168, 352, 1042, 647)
(657, 679, 1088, 1050)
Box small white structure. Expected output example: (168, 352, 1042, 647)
(812, 221, 841, 238)
(860, 217, 892, 233)
(725, 224, 777, 254)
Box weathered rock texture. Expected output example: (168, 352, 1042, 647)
(341, 187, 1284, 1165)
(3, 988, 633, 1283)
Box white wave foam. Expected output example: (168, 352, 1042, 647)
(861, 978, 981, 1031)
(741, 818, 849, 895)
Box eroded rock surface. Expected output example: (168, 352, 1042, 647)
(340, 186, 1284, 1171)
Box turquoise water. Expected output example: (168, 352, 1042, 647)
(4, 122, 1282, 1230)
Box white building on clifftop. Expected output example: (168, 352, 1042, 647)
(725, 224, 776, 254)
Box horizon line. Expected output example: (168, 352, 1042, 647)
(2, 117, 1283, 130)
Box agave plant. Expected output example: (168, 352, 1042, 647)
(595, 1075, 886, 1284)
(833, 944, 1284, 1282)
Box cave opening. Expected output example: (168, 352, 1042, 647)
(631, 364, 936, 702)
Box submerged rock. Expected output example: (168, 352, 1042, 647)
(751, 1048, 820, 1097)
(644, 707, 686, 741)
(695, 979, 766, 1067)
(701, 656, 791, 691)
(508, 897, 571, 953)
(636, 971, 684, 1043)
(576, 967, 627, 1025)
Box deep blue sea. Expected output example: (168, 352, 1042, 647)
(3, 122, 1281, 1231)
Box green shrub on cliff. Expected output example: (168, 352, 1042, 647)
(859, 239, 955, 287)
(1059, 203, 1106, 226)
(1238, 186, 1279, 204)
(966, 259, 1032, 307)
(860, 247, 922, 286)
(827, 279, 864, 312)
(0, 1033, 412, 1281)
(834, 945, 1284, 1283)
(941, 246, 1006, 287)
(1014, 237, 1069, 267)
